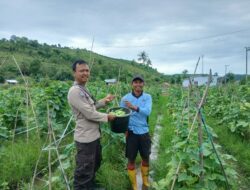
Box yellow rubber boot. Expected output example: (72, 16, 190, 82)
(128, 169, 138, 190)
(141, 166, 150, 189)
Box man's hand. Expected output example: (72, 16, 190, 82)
(104, 94, 115, 103)
(124, 100, 137, 111)
(108, 114, 116, 121)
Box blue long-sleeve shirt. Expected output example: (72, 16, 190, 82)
(120, 92, 152, 134)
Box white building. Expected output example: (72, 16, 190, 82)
(104, 79, 117, 85)
(182, 76, 219, 87)
(6, 79, 18, 84)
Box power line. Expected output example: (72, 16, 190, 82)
(95, 28, 250, 48)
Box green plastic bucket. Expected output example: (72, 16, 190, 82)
(108, 107, 131, 133)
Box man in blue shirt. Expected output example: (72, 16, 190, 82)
(120, 75, 152, 190)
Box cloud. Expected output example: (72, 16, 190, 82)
(0, 0, 250, 74)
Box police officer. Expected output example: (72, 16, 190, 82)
(68, 59, 116, 190)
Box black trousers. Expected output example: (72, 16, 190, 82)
(126, 130, 151, 162)
(74, 139, 102, 190)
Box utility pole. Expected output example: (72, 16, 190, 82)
(246, 47, 250, 81)
(201, 55, 204, 75)
(224, 65, 230, 84)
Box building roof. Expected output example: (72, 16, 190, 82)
(104, 79, 117, 83)
(6, 79, 18, 83)
(182, 76, 218, 87)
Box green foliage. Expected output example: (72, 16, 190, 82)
(0, 75, 4, 83)
(97, 162, 129, 190)
(0, 81, 73, 140)
(0, 138, 48, 188)
(96, 125, 129, 190)
(151, 95, 175, 181)
(206, 117, 250, 188)
(0, 80, 162, 189)
(54, 67, 73, 81)
(152, 86, 239, 190)
(0, 80, 247, 189)
(225, 72, 235, 83)
(0, 86, 26, 132)
(29, 59, 42, 76)
(0, 36, 167, 84)
(206, 84, 250, 139)
(33, 81, 72, 125)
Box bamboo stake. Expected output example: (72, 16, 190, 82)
(49, 117, 71, 190)
(170, 70, 212, 190)
(189, 66, 205, 182)
(198, 114, 204, 182)
(89, 37, 95, 72)
(178, 93, 187, 130)
(12, 104, 21, 143)
(192, 82, 205, 183)
(188, 56, 200, 126)
(32, 157, 59, 180)
(193, 57, 200, 76)
(50, 134, 71, 190)
(191, 85, 205, 183)
(0, 56, 8, 69)
(56, 115, 73, 146)
(30, 111, 72, 189)
(30, 108, 73, 189)
(26, 84, 29, 143)
(43, 129, 74, 151)
(12, 56, 30, 142)
(188, 78, 193, 127)
(86, 37, 95, 89)
(10, 126, 39, 136)
(47, 103, 52, 190)
(12, 56, 40, 136)
(12, 56, 28, 85)
(114, 66, 122, 106)
(188, 85, 190, 127)
(30, 136, 49, 189)
(12, 88, 20, 143)
(12, 87, 22, 143)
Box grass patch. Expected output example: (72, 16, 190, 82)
(98, 129, 129, 190)
(97, 162, 129, 190)
(0, 137, 48, 189)
(151, 95, 176, 181)
(149, 95, 162, 135)
(206, 117, 250, 188)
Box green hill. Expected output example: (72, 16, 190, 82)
(0, 36, 167, 83)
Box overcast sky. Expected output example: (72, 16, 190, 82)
(1, 0, 250, 75)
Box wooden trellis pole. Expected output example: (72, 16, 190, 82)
(89, 37, 95, 72)
(12, 56, 40, 137)
(47, 106, 71, 190)
(47, 103, 52, 190)
(170, 70, 212, 190)
(198, 113, 204, 182)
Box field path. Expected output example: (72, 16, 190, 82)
(136, 115, 163, 189)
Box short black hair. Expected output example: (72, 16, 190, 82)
(72, 59, 88, 71)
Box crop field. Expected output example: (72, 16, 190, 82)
(0, 78, 249, 190)
(151, 82, 250, 190)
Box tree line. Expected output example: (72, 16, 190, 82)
(0, 36, 167, 84)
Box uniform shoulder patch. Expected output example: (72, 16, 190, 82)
(79, 91, 85, 97)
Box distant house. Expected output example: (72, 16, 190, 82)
(162, 82, 170, 88)
(182, 76, 219, 87)
(6, 79, 18, 85)
(104, 79, 117, 85)
(162, 82, 170, 94)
